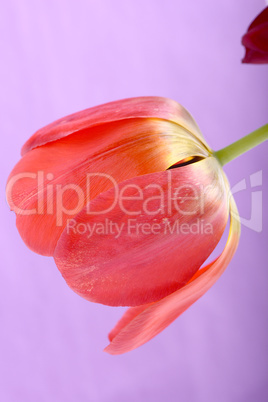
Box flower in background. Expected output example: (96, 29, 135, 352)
(242, 6, 268, 64)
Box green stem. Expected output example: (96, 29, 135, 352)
(214, 124, 268, 166)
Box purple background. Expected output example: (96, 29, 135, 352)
(1, 1, 268, 401)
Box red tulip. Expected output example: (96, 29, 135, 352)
(242, 6, 268, 64)
(6, 97, 240, 354)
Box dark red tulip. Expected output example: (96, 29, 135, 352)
(242, 6, 268, 64)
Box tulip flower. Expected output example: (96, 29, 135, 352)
(242, 6, 268, 64)
(6, 97, 268, 354)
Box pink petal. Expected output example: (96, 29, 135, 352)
(7, 118, 208, 256)
(104, 193, 240, 354)
(21, 97, 209, 155)
(54, 157, 229, 307)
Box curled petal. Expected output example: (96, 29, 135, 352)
(54, 158, 228, 307)
(104, 193, 240, 355)
(242, 7, 268, 64)
(21, 97, 210, 155)
(7, 119, 209, 256)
